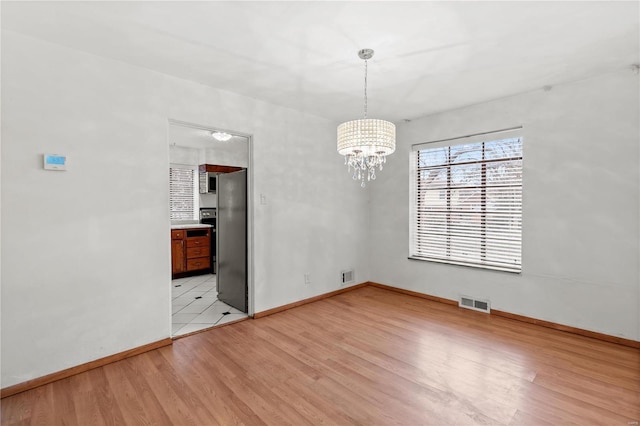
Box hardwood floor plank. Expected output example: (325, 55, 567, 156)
(533, 370, 640, 418)
(246, 323, 368, 424)
(509, 409, 555, 426)
(296, 300, 514, 423)
(133, 351, 219, 426)
(2, 286, 639, 425)
(520, 381, 636, 424)
(0, 389, 33, 425)
(66, 374, 107, 426)
(50, 378, 78, 426)
(177, 334, 271, 425)
(100, 361, 155, 425)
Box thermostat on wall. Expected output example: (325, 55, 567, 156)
(43, 154, 67, 170)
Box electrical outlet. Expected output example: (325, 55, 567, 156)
(304, 273, 311, 285)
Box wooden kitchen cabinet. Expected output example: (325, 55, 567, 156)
(171, 227, 211, 277)
(199, 164, 244, 174)
(171, 237, 186, 274)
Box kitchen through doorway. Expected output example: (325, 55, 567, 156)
(168, 119, 253, 336)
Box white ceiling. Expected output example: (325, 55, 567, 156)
(3, 1, 639, 123)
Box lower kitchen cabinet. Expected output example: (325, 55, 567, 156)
(171, 227, 211, 277)
(171, 238, 186, 274)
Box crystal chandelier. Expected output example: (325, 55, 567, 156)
(337, 49, 396, 188)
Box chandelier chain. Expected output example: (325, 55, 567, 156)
(363, 59, 368, 119)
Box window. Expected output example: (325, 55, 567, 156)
(169, 165, 197, 221)
(410, 130, 523, 272)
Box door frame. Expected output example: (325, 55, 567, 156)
(167, 118, 255, 317)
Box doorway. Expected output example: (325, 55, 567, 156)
(168, 119, 253, 336)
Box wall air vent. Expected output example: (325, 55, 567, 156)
(341, 269, 354, 285)
(459, 296, 491, 313)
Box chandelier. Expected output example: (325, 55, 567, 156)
(337, 49, 396, 188)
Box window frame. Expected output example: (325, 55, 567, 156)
(409, 128, 523, 273)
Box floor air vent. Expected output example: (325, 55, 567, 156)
(459, 296, 491, 313)
(341, 269, 354, 285)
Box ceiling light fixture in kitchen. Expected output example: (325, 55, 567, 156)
(211, 131, 232, 142)
(337, 49, 396, 188)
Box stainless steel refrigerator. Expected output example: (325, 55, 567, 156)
(216, 169, 247, 313)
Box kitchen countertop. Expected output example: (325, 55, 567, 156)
(171, 223, 213, 229)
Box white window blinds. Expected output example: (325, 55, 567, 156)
(410, 130, 523, 272)
(169, 166, 196, 221)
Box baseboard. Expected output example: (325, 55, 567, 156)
(369, 281, 639, 349)
(491, 309, 640, 349)
(1, 337, 173, 399)
(254, 282, 369, 318)
(368, 282, 459, 306)
(172, 317, 250, 340)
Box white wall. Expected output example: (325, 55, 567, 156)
(1, 31, 370, 388)
(370, 70, 640, 341)
(169, 145, 200, 165)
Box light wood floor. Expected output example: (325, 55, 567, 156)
(2, 286, 639, 425)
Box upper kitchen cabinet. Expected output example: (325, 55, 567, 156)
(199, 164, 245, 194)
(199, 164, 244, 174)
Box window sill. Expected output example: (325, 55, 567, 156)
(407, 256, 521, 274)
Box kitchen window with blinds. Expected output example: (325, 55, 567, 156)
(409, 128, 523, 272)
(169, 165, 197, 221)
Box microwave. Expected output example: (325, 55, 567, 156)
(199, 172, 217, 193)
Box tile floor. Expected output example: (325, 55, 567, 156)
(172, 274, 248, 336)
